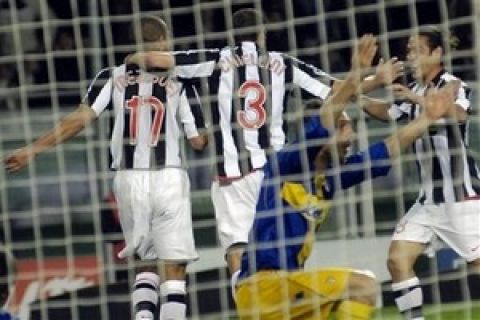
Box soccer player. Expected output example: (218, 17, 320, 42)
(4, 16, 207, 320)
(126, 9, 398, 280)
(361, 25, 480, 320)
(235, 57, 461, 320)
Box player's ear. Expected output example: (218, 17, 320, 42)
(431, 46, 443, 59)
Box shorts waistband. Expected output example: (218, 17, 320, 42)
(214, 168, 263, 185)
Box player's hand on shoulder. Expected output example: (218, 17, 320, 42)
(423, 80, 460, 121)
(4, 147, 33, 173)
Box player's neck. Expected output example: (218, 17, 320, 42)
(422, 65, 443, 85)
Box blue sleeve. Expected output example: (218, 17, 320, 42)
(331, 141, 391, 190)
(275, 116, 330, 176)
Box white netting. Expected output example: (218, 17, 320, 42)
(0, 0, 479, 319)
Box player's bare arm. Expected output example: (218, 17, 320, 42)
(359, 83, 421, 122)
(331, 56, 403, 96)
(361, 57, 404, 93)
(319, 34, 377, 130)
(4, 104, 96, 173)
(126, 51, 175, 70)
(359, 96, 391, 121)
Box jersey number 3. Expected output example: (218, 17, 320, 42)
(125, 96, 165, 146)
(237, 80, 266, 129)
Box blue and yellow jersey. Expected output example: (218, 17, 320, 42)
(240, 115, 392, 278)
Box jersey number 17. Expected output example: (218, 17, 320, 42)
(125, 95, 165, 146)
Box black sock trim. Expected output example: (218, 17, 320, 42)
(134, 282, 157, 291)
(166, 294, 186, 304)
(136, 301, 156, 314)
(395, 286, 423, 318)
(393, 284, 421, 298)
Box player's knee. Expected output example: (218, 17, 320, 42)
(386, 250, 408, 277)
(467, 258, 480, 275)
(163, 263, 187, 280)
(225, 243, 246, 272)
(348, 271, 378, 306)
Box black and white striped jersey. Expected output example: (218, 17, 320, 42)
(388, 69, 480, 204)
(88, 64, 205, 170)
(172, 41, 332, 178)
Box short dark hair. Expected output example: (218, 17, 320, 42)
(232, 9, 263, 43)
(418, 25, 460, 52)
(418, 25, 445, 52)
(130, 15, 168, 43)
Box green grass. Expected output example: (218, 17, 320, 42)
(374, 301, 480, 319)
(202, 301, 480, 319)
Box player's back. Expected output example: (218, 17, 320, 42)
(181, 42, 331, 178)
(90, 64, 199, 170)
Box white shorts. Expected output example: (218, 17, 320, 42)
(211, 170, 264, 250)
(113, 168, 198, 262)
(392, 200, 480, 262)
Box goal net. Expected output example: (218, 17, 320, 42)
(1, 0, 478, 319)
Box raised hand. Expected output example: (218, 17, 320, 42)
(351, 34, 378, 74)
(423, 80, 460, 121)
(375, 57, 404, 86)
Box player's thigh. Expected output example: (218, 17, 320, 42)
(212, 171, 264, 248)
(236, 271, 288, 320)
(236, 270, 345, 320)
(437, 200, 480, 262)
(151, 169, 197, 261)
(388, 240, 427, 264)
(289, 268, 352, 301)
(112, 171, 147, 231)
(391, 202, 434, 244)
(288, 268, 355, 319)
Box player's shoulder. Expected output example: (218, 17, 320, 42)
(173, 48, 220, 55)
(172, 48, 220, 60)
(110, 64, 127, 77)
(439, 71, 468, 88)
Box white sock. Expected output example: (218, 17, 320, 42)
(159, 280, 187, 320)
(392, 277, 424, 320)
(230, 270, 241, 301)
(159, 302, 187, 320)
(132, 272, 160, 320)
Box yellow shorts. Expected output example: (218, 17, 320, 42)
(235, 267, 354, 320)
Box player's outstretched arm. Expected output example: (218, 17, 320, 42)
(319, 34, 377, 130)
(359, 83, 423, 122)
(125, 52, 175, 70)
(384, 80, 460, 159)
(4, 104, 96, 173)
